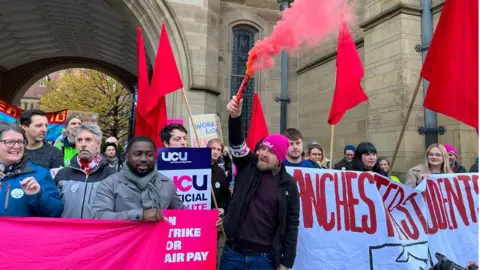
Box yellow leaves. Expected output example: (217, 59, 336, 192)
(39, 69, 131, 139)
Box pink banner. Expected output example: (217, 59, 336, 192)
(168, 119, 184, 125)
(0, 210, 218, 270)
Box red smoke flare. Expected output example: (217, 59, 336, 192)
(246, 0, 355, 76)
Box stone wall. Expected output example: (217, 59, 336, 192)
(294, 0, 477, 179)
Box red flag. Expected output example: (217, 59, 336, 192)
(142, 24, 184, 147)
(134, 27, 150, 137)
(246, 93, 269, 151)
(146, 24, 183, 115)
(328, 22, 368, 125)
(421, 0, 478, 129)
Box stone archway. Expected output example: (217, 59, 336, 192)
(9, 57, 137, 105)
(0, 0, 192, 111)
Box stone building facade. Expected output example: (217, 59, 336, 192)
(7, 0, 476, 179)
(158, 0, 476, 178)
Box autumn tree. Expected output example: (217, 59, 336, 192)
(39, 69, 132, 139)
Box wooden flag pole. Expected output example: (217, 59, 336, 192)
(180, 87, 227, 238)
(390, 75, 423, 170)
(329, 125, 335, 169)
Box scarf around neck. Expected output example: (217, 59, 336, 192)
(0, 157, 26, 182)
(78, 154, 102, 174)
(120, 163, 161, 209)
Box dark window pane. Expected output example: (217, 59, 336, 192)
(231, 27, 256, 137)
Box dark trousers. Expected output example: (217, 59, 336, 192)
(219, 245, 275, 270)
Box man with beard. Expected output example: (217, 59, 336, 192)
(54, 123, 116, 218)
(91, 136, 185, 220)
(20, 110, 63, 169)
(220, 96, 299, 270)
(91, 137, 225, 230)
(444, 144, 467, 173)
(55, 116, 82, 167)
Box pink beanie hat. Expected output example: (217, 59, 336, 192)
(261, 134, 289, 163)
(444, 144, 457, 156)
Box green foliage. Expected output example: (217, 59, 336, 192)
(40, 69, 132, 140)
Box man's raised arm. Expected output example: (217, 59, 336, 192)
(226, 96, 254, 170)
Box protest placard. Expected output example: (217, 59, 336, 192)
(189, 114, 222, 147)
(0, 210, 218, 270)
(157, 148, 212, 210)
(286, 168, 478, 270)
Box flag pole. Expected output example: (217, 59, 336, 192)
(180, 87, 226, 238)
(390, 75, 423, 170)
(329, 125, 334, 169)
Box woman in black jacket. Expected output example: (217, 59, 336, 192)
(352, 142, 387, 176)
(207, 138, 231, 214)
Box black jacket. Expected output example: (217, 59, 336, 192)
(225, 116, 300, 268)
(211, 162, 230, 211)
(452, 162, 467, 173)
(334, 158, 353, 170)
(470, 157, 478, 172)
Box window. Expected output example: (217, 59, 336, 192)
(230, 26, 256, 138)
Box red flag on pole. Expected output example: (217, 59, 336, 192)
(421, 0, 478, 129)
(134, 27, 150, 137)
(328, 22, 368, 125)
(146, 24, 183, 115)
(143, 24, 184, 147)
(246, 93, 269, 151)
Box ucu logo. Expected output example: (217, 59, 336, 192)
(263, 142, 274, 148)
(161, 152, 188, 162)
(173, 175, 208, 192)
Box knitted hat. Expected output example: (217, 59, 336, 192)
(444, 144, 457, 157)
(261, 134, 289, 163)
(344, 144, 355, 153)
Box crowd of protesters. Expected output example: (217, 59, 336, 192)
(0, 101, 477, 269)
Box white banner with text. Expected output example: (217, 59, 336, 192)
(286, 168, 478, 270)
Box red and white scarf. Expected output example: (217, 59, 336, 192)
(77, 154, 102, 174)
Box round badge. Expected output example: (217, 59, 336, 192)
(71, 183, 79, 193)
(11, 188, 24, 199)
(215, 182, 221, 189)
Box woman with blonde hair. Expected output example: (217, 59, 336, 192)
(206, 138, 230, 213)
(405, 143, 453, 188)
(306, 141, 329, 169)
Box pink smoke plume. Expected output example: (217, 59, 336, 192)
(246, 0, 355, 75)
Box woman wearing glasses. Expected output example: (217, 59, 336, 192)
(0, 122, 64, 217)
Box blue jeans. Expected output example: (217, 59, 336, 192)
(219, 245, 275, 270)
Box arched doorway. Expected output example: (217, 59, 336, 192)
(0, 0, 192, 115)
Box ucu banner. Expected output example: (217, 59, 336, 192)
(161, 151, 189, 163)
(158, 148, 212, 210)
(157, 148, 211, 170)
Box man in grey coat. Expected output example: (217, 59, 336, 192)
(91, 136, 184, 221)
(91, 136, 224, 229)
